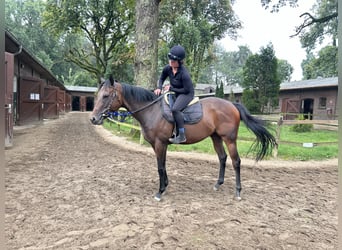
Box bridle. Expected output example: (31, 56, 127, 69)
(101, 86, 164, 117)
(100, 86, 118, 118)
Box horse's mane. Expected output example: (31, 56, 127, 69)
(121, 83, 157, 103)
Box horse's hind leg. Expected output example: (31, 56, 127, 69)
(211, 134, 227, 191)
(225, 139, 241, 200)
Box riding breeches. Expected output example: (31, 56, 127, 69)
(171, 94, 193, 129)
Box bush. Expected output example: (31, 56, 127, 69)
(291, 114, 313, 132)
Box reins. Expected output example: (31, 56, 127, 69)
(103, 94, 164, 117)
(129, 94, 164, 114)
(101, 83, 164, 118)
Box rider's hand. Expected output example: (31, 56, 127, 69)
(154, 88, 162, 96)
(164, 85, 170, 92)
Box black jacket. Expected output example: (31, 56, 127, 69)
(158, 65, 194, 97)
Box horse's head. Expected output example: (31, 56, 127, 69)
(90, 75, 122, 125)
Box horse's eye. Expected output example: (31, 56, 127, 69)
(103, 94, 109, 99)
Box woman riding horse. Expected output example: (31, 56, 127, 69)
(91, 76, 277, 202)
(154, 45, 194, 144)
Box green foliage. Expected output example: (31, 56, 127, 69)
(302, 45, 338, 79)
(11, 0, 335, 90)
(277, 59, 294, 82)
(299, 0, 338, 53)
(241, 89, 260, 113)
(291, 114, 313, 133)
(261, 0, 337, 54)
(5, 0, 96, 83)
(260, 0, 299, 12)
(61, 69, 96, 87)
(6, 0, 46, 53)
(199, 44, 252, 85)
(43, 0, 135, 82)
(242, 43, 281, 113)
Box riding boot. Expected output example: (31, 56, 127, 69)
(169, 128, 186, 144)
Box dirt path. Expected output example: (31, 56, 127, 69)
(5, 112, 337, 249)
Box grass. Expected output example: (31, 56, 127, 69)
(102, 119, 338, 161)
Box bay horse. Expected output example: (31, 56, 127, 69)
(90, 76, 277, 201)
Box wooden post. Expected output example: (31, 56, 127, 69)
(139, 132, 144, 145)
(273, 116, 283, 158)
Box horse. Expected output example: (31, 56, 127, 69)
(90, 76, 277, 201)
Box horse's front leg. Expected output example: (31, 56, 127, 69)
(214, 153, 227, 191)
(211, 134, 227, 191)
(153, 141, 168, 201)
(155, 161, 168, 201)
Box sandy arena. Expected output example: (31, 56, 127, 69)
(5, 112, 337, 249)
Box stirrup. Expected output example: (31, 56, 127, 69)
(169, 135, 186, 144)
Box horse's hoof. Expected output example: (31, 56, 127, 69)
(154, 193, 161, 201)
(213, 184, 219, 191)
(235, 196, 242, 201)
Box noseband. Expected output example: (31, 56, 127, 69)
(99, 87, 118, 118)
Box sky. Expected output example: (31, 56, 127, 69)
(219, 0, 317, 81)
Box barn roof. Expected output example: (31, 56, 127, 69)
(280, 77, 338, 90)
(195, 77, 338, 95)
(5, 30, 67, 91)
(65, 85, 97, 93)
(196, 83, 243, 95)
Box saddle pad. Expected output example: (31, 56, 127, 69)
(161, 98, 203, 125)
(164, 92, 200, 106)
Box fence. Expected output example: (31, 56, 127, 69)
(106, 108, 144, 144)
(106, 110, 338, 157)
(272, 116, 338, 157)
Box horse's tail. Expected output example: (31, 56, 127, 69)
(233, 102, 277, 161)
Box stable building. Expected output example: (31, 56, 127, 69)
(65, 85, 97, 112)
(195, 77, 338, 120)
(5, 31, 70, 147)
(279, 77, 338, 120)
(4, 31, 97, 148)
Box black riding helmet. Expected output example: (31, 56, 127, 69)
(168, 45, 186, 62)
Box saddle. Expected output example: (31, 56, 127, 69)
(161, 92, 203, 124)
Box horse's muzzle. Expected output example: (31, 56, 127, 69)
(90, 116, 104, 125)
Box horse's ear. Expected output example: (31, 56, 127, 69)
(109, 75, 114, 86)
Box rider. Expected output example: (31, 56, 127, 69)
(154, 45, 194, 144)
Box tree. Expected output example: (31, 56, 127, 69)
(215, 80, 224, 98)
(5, 0, 87, 82)
(242, 43, 281, 113)
(261, 0, 338, 52)
(277, 59, 294, 82)
(302, 45, 338, 79)
(260, 0, 300, 12)
(6, 0, 48, 56)
(134, 0, 160, 89)
(43, 0, 135, 83)
(297, 0, 338, 53)
(241, 89, 260, 114)
(198, 44, 252, 85)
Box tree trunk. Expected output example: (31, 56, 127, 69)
(134, 0, 160, 90)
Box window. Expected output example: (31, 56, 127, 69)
(319, 97, 327, 109)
